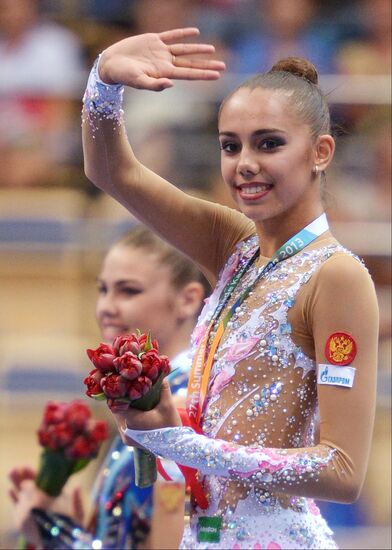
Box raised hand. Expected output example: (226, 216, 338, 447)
(99, 27, 226, 91)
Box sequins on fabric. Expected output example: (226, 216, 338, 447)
(82, 55, 124, 134)
(126, 239, 361, 549)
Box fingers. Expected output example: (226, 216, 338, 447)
(112, 411, 127, 432)
(8, 468, 21, 488)
(173, 56, 226, 72)
(8, 467, 36, 489)
(171, 67, 224, 81)
(170, 43, 215, 56)
(72, 487, 85, 523)
(9, 488, 18, 503)
(135, 74, 174, 92)
(112, 411, 142, 446)
(159, 378, 173, 401)
(159, 27, 200, 43)
(154, 378, 172, 414)
(157, 380, 182, 427)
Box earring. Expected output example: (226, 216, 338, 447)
(312, 165, 319, 175)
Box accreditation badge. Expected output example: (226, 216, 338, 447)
(197, 516, 222, 543)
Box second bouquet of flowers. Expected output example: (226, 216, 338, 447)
(36, 400, 108, 496)
(83, 330, 171, 487)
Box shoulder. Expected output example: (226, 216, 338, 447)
(210, 203, 256, 272)
(316, 251, 375, 295)
(212, 203, 255, 235)
(305, 249, 379, 328)
(299, 246, 379, 329)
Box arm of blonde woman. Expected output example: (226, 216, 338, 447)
(82, 28, 254, 282)
(116, 257, 378, 504)
(9, 468, 85, 547)
(145, 470, 186, 550)
(148, 389, 187, 550)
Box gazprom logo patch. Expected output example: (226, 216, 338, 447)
(317, 364, 356, 388)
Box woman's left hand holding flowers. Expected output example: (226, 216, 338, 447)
(112, 378, 182, 446)
(85, 331, 182, 486)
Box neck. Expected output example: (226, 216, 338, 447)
(255, 206, 324, 258)
(160, 317, 195, 360)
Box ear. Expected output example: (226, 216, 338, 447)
(314, 134, 335, 172)
(176, 282, 205, 322)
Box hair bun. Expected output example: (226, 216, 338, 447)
(270, 57, 318, 85)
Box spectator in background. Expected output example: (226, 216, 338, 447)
(0, 0, 85, 96)
(327, 110, 391, 223)
(0, 0, 86, 188)
(131, 0, 196, 35)
(122, 0, 226, 190)
(336, 0, 391, 76)
(329, 0, 391, 141)
(231, 0, 342, 76)
(324, 0, 391, 221)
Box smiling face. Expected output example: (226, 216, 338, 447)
(219, 87, 324, 227)
(96, 244, 181, 347)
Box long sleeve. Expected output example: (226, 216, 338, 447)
(82, 60, 254, 283)
(124, 425, 335, 487)
(124, 248, 379, 505)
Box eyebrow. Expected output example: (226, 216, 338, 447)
(96, 277, 141, 286)
(219, 128, 286, 137)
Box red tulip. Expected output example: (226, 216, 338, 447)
(83, 368, 104, 397)
(113, 352, 143, 380)
(101, 373, 130, 399)
(86, 344, 116, 373)
(128, 376, 152, 401)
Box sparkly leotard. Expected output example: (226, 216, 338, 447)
(126, 230, 378, 550)
(82, 66, 379, 550)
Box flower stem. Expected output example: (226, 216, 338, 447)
(35, 450, 74, 496)
(134, 448, 157, 488)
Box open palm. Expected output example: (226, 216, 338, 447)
(99, 27, 226, 91)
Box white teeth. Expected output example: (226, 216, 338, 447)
(241, 184, 269, 194)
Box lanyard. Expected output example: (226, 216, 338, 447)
(187, 213, 329, 427)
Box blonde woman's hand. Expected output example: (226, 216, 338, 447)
(8, 466, 36, 502)
(9, 468, 85, 541)
(99, 27, 226, 91)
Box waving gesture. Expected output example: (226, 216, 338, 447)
(98, 27, 226, 91)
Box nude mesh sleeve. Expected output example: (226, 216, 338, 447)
(82, 62, 254, 282)
(124, 425, 335, 485)
(124, 254, 378, 504)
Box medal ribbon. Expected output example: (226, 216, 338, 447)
(187, 213, 329, 427)
(156, 409, 208, 509)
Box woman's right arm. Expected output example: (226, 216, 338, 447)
(82, 28, 253, 280)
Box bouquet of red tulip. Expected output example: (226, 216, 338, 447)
(36, 400, 108, 497)
(83, 330, 171, 487)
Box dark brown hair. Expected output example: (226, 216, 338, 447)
(220, 56, 330, 138)
(113, 225, 210, 297)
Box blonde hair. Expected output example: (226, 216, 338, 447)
(113, 225, 210, 297)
